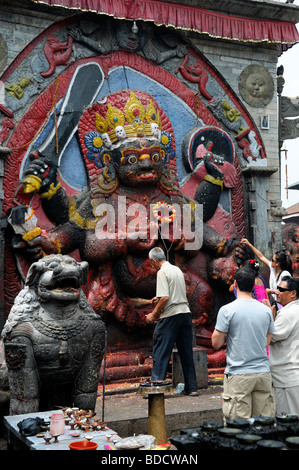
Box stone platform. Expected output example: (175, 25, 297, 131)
(96, 382, 223, 442)
(0, 382, 223, 450)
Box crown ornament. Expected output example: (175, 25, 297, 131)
(94, 91, 162, 146)
(79, 90, 176, 172)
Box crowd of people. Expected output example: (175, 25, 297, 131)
(145, 239, 299, 421)
(212, 238, 299, 420)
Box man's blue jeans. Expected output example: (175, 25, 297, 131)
(151, 313, 198, 393)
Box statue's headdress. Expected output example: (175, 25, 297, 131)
(78, 90, 175, 167)
(77, 90, 177, 198)
(94, 91, 162, 145)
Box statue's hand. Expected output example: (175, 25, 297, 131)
(22, 151, 58, 195)
(12, 233, 58, 261)
(176, 44, 187, 58)
(211, 154, 225, 166)
(30, 234, 59, 256)
(68, 26, 84, 41)
(223, 238, 245, 265)
(203, 155, 224, 179)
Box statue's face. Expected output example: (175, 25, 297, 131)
(115, 21, 145, 52)
(113, 137, 166, 187)
(246, 73, 266, 98)
(34, 255, 87, 303)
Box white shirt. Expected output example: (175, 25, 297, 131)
(269, 299, 299, 388)
(268, 261, 291, 300)
(156, 261, 190, 319)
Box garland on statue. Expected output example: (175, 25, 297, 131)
(152, 201, 176, 224)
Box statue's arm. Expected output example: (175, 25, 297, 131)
(4, 334, 40, 414)
(22, 152, 69, 225)
(72, 321, 106, 411)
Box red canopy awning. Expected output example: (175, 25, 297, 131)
(31, 0, 299, 50)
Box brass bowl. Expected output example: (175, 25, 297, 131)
(218, 427, 243, 437)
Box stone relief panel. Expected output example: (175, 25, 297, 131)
(0, 15, 269, 375)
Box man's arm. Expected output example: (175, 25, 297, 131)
(212, 329, 227, 350)
(266, 333, 272, 348)
(145, 296, 169, 323)
(241, 238, 270, 266)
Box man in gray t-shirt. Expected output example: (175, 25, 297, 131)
(212, 266, 275, 420)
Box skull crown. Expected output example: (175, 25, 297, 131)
(94, 91, 162, 146)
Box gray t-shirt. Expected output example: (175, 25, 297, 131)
(215, 299, 275, 375)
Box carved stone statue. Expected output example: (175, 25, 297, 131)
(68, 17, 186, 65)
(2, 254, 106, 414)
(9, 89, 244, 372)
(0, 15, 270, 382)
(238, 64, 274, 108)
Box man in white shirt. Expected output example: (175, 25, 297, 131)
(145, 247, 198, 396)
(269, 276, 299, 415)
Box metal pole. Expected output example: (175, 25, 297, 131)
(101, 330, 107, 423)
(148, 393, 167, 445)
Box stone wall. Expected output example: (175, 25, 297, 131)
(187, 35, 284, 267)
(0, 2, 66, 69)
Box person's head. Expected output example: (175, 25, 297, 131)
(272, 251, 293, 275)
(234, 266, 255, 293)
(244, 259, 259, 274)
(276, 276, 299, 307)
(148, 247, 166, 269)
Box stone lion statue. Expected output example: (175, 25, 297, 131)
(2, 254, 106, 414)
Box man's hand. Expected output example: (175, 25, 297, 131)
(145, 312, 158, 324)
(145, 296, 169, 323)
(262, 299, 277, 319)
